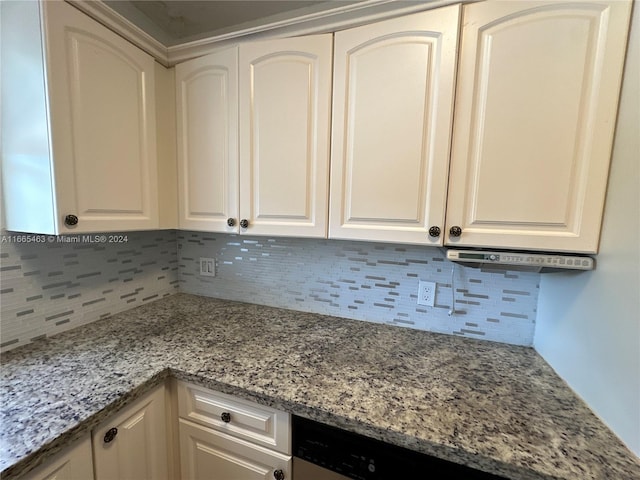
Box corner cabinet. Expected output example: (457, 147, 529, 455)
(1, 0, 159, 234)
(328, 6, 460, 245)
(176, 35, 332, 238)
(92, 385, 169, 480)
(176, 47, 239, 233)
(445, 0, 632, 253)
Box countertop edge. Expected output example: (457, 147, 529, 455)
(2, 370, 171, 480)
(5, 367, 551, 480)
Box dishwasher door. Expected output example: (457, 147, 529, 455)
(293, 458, 351, 480)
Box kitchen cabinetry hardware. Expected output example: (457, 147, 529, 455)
(64, 215, 79, 227)
(178, 382, 291, 477)
(329, 6, 459, 245)
(239, 219, 249, 229)
(445, 0, 631, 253)
(227, 218, 236, 227)
(176, 35, 331, 237)
(93, 385, 168, 479)
(1, 0, 160, 234)
(103, 427, 118, 443)
(428, 226, 441, 237)
(449, 226, 462, 237)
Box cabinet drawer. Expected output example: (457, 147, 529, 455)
(177, 382, 290, 454)
(179, 419, 291, 480)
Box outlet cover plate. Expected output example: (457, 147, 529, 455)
(417, 280, 436, 307)
(199, 257, 215, 277)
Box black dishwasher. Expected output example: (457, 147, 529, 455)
(292, 415, 508, 480)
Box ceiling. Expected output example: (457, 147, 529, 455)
(103, 0, 358, 46)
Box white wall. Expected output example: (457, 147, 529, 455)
(535, 3, 640, 456)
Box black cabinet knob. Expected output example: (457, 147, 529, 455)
(449, 226, 462, 237)
(221, 412, 231, 423)
(64, 215, 79, 227)
(227, 218, 236, 227)
(240, 219, 249, 229)
(273, 469, 285, 480)
(428, 226, 441, 238)
(103, 427, 118, 443)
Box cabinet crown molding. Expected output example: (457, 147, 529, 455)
(66, 0, 462, 66)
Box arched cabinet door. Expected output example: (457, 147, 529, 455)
(239, 35, 333, 238)
(329, 6, 461, 245)
(176, 48, 239, 233)
(445, 0, 632, 253)
(44, 0, 158, 233)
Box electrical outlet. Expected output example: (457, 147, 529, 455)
(199, 257, 215, 277)
(417, 280, 436, 307)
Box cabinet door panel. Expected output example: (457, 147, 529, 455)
(178, 381, 290, 454)
(93, 386, 168, 480)
(329, 6, 460, 245)
(22, 435, 93, 480)
(446, 0, 632, 252)
(176, 48, 239, 232)
(44, 0, 158, 233)
(239, 35, 332, 237)
(180, 419, 291, 480)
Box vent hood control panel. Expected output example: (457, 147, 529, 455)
(446, 250, 594, 272)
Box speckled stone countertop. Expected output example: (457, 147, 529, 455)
(1, 294, 639, 479)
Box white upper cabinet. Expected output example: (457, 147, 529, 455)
(1, 0, 159, 234)
(329, 6, 461, 245)
(445, 0, 632, 253)
(175, 35, 332, 237)
(239, 35, 333, 238)
(176, 48, 239, 232)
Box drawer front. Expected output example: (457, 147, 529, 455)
(179, 419, 292, 480)
(177, 381, 290, 454)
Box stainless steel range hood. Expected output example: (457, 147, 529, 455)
(446, 249, 595, 273)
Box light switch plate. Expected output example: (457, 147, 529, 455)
(199, 257, 215, 277)
(417, 280, 436, 307)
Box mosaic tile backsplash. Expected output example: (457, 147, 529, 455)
(178, 231, 540, 346)
(0, 228, 540, 351)
(0, 230, 178, 351)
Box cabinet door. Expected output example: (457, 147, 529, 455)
(239, 35, 332, 238)
(93, 386, 168, 480)
(22, 435, 93, 480)
(445, 0, 632, 253)
(176, 48, 239, 233)
(43, 0, 158, 233)
(329, 6, 460, 245)
(179, 419, 291, 480)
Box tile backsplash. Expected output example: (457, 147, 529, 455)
(178, 231, 540, 346)
(0, 230, 178, 351)
(0, 229, 541, 351)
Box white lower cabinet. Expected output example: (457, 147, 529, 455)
(92, 385, 169, 480)
(177, 381, 292, 480)
(179, 420, 291, 480)
(22, 435, 94, 480)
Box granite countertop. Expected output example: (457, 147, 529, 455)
(1, 294, 639, 480)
